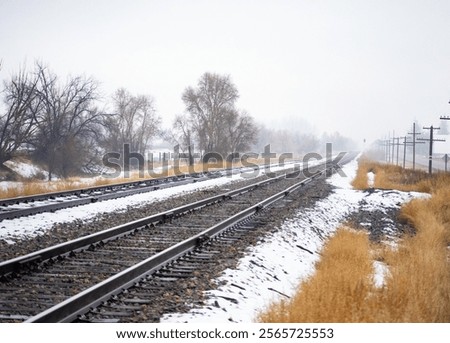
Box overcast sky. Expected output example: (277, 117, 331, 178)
(1, 0, 450, 148)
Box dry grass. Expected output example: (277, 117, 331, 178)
(377, 213, 450, 321)
(0, 157, 283, 199)
(259, 159, 450, 323)
(0, 178, 86, 199)
(351, 157, 433, 192)
(352, 157, 450, 195)
(258, 227, 375, 322)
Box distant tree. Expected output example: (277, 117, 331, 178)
(293, 132, 319, 155)
(254, 124, 319, 156)
(165, 114, 195, 165)
(182, 72, 258, 158)
(225, 110, 259, 153)
(30, 63, 105, 179)
(320, 131, 355, 152)
(0, 67, 41, 165)
(103, 88, 161, 157)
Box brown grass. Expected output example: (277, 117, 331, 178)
(257, 227, 375, 322)
(0, 157, 282, 199)
(351, 157, 434, 192)
(0, 178, 86, 199)
(259, 159, 450, 323)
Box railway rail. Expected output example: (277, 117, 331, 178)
(0, 154, 354, 323)
(0, 161, 301, 222)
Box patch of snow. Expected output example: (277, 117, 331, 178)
(373, 261, 388, 288)
(0, 160, 322, 243)
(161, 156, 429, 323)
(367, 171, 375, 188)
(0, 175, 242, 242)
(0, 155, 430, 322)
(359, 189, 430, 214)
(3, 160, 49, 179)
(0, 181, 16, 191)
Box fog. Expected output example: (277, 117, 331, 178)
(1, 0, 450, 148)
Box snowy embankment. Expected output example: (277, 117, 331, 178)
(3, 160, 50, 180)
(0, 160, 304, 243)
(161, 157, 428, 323)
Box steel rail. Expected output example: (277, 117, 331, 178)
(0, 159, 301, 207)
(0, 161, 302, 221)
(0, 176, 208, 221)
(0, 163, 305, 277)
(25, 168, 327, 323)
(0, 173, 192, 206)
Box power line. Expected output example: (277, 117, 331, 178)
(417, 125, 446, 174)
(401, 137, 411, 168)
(407, 122, 425, 170)
(379, 139, 391, 163)
(391, 137, 403, 166)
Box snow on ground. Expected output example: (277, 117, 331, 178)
(161, 156, 429, 323)
(0, 174, 240, 242)
(0, 156, 431, 319)
(367, 171, 375, 188)
(0, 160, 310, 243)
(3, 160, 49, 179)
(373, 261, 389, 288)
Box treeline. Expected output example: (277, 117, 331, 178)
(0, 62, 355, 179)
(0, 62, 162, 179)
(254, 127, 355, 156)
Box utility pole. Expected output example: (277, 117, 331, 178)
(382, 136, 391, 163)
(403, 137, 407, 168)
(380, 139, 390, 162)
(401, 137, 415, 169)
(391, 135, 396, 164)
(401, 137, 419, 169)
(440, 116, 449, 172)
(417, 126, 445, 174)
(396, 137, 401, 165)
(408, 122, 423, 170)
(390, 137, 403, 166)
(387, 138, 391, 163)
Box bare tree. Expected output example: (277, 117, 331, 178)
(0, 68, 41, 165)
(30, 63, 104, 179)
(225, 110, 258, 153)
(254, 125, 320, 156)
(182, 72, 258, 158)
(172, 114, 195, 165)
(104, 88, 161, 156)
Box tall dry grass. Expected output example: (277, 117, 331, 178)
(0, 178, 86, 199)
(258, 228, 375, 322)
(0, 157, 283, 199)
(351, 158, 432, 192)
(259, 159, 450, 323)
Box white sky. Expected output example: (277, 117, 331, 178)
(1, 0, 450, 147)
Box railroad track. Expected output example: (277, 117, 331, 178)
(0, 161, 300, 221)
(0, 155, 353, 323)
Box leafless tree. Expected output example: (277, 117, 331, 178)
(30, 63, 105, 179)
(254, 125, 320, 156)
(225, 110, 258, 153)
(172, 114, 195, 165)
(0, 67, 41, 165)
(104, 88, 161, 156)
(182, 72, 258, 158)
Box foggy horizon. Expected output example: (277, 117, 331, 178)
(1, 0, 450, 149)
